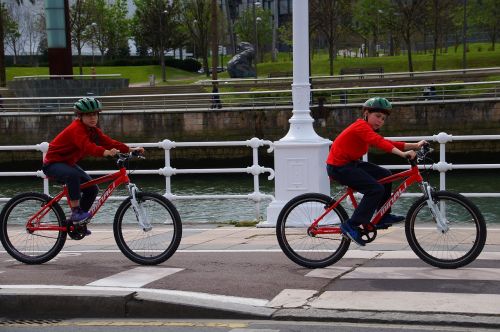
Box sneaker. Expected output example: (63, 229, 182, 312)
(340, 221, 366, 246)
(70, 208, 91, 223)
(376, 214, 405, 229)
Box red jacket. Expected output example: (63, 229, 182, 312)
(44, 119, 129, 166)
(326, 119, 405, 166)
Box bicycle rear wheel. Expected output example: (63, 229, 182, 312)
(276, 193, 350, 268)
(406, 191, 487, 269)
(0, 192, 67, 264)
(114, 192, 182, 265)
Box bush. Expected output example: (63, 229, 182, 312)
(165, 57, 202, 72)
(87, 57, 202, 72)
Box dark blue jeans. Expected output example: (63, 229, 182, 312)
(327, 161, 392, 226)
(42, 163, 98, 211)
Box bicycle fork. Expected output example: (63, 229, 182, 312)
(128, 184, 152, 232)
(420, 182, 449, 233)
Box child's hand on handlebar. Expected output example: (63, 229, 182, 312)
(103, 148, 120, 157)
(416, 140, 428, 149)
(403, 150, 417, 160)
(130, 147, 145, 155)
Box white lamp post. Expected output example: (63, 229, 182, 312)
(90, 22, 97, 66)
(263, 0, 330, 226)
(160, 10, 168, 82)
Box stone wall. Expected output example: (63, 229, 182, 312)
(0, 100, 499, 168)
(7, 78, 129, 98)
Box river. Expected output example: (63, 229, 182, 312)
(0, 171, 498, 224)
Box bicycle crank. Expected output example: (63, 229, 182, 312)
(360, 224, 377, 243)
(65, 221, 88, 240)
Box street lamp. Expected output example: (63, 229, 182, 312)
(160, 10, 168, 82)
(90, 22, 97, 66)
(377, 9, 383, 56)
(256, 16, 262, 54)
(252, 1, 261, 77)
(193, 19, 198, 58)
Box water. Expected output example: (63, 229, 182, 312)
(0, 171, 498, 224)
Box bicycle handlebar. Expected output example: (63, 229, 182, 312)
(409, 143, 433, 166)
(116, 151, 145, 167)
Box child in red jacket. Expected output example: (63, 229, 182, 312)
(43, 97, 144, 230)
(326, 97, 426, 246)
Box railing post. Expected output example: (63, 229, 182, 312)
(159, 139, 176, 198)
(36, 142, 50, 195)
(432, 132, 453, 191)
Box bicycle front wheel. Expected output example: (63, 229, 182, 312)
(0, 192, 67, 264)
(406, 191, 487, 269)
(276, 193, 350, 268)
(114, 192, 182, 265)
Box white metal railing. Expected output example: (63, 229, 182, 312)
(198, 67, 500, 84)
(0, 133, 499, 221)
(13, 74, 122, 80)
(0, 81, 498, 114)
(0, 138, 275, 221)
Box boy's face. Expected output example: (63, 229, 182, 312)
(80, 112, 99, 127)
(365, 111, 387, 131)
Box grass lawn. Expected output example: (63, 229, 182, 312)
(6, 43, 500, 85)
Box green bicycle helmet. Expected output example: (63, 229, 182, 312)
(363, 97, 392, 115)
(73, 97, 102, 114)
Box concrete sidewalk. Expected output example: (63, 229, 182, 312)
(1, 224, 500, 328)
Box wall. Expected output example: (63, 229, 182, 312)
(0, 100, 499, 168)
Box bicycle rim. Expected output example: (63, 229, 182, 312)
(0, 193, 66, 264)
(406, 191, 487, 269)
(277, 193, 350, 268)
(114, 192, 182, 265)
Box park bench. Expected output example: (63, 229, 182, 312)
(339, 67, 384, 79)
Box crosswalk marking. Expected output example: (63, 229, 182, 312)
(266, 289, 317, 308)
(306, 267, 500, 281)
(341, 267, 500, 280)
(310, 291, 500, 315)
(87, 267, 183, 287)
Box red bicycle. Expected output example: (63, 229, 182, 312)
(0, 152, 182, 265)
(276, 144, 487, 269)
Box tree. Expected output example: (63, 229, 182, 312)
(70, 0, 94, 74)
(310, 0, 352, 75)
(0, 0, 34, 87)
(104, 0, 130, 59)
(234, 5, 272, 63)
(180, 0, 211, 77)
(469, 0, 500, 51)
(392, 0, 429, 72)
(427, 0, 454, 70)
(2, 6, 20, 65)
(353, 0, 391, 57)
(133, 0, 180, 80)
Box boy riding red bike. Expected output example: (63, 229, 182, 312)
(42, 97, 144, 233)
(326, 97, 426, 246)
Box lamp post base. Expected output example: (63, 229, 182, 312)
(260, 138, 331, 227)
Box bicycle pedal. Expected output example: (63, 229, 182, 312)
(74, 218, 91, 226)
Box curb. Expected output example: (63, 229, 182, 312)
(0, 289, 274, 320)
(2, 290, 500, 328)
(272, 308, 500, 329)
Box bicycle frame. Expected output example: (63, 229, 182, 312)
(308, 163, 424, 236)
(26, 166, 130, 233)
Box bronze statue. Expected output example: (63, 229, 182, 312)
(227, 42, 256, 78)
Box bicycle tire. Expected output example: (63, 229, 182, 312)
(406, 191, 487, 269)
(276, 193, 350, 268)
(0, 192, 67, 264)
(114, 192, 182, 265)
